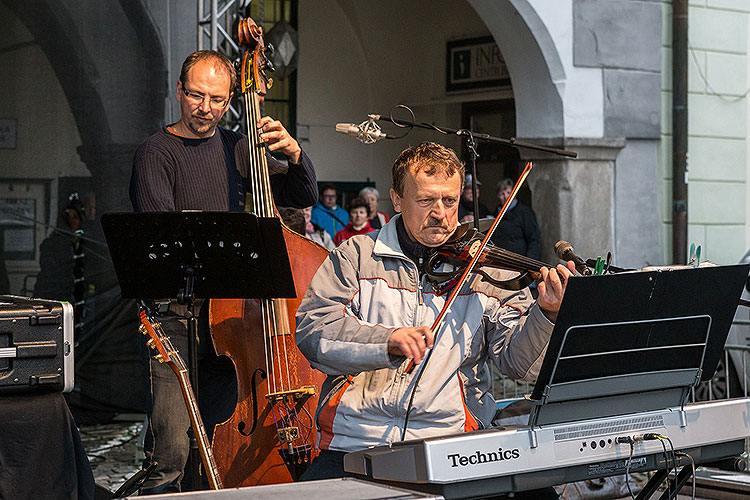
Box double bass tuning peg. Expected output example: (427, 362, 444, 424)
(264, 43, 275, 56)
(261, 71, 274, 89)
(264, 58, 276, 73)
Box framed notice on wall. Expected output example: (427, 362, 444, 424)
(446, 36, 510, 92)
(0, 180, 51, 262)
(0, 198, 36, 260)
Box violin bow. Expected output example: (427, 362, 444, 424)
(405, 161, 533, 374)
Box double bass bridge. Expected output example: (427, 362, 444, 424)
(265, 385, 316, 405)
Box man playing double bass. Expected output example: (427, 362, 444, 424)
(130, 50, 317, 494)
(295, 142, 574, 498)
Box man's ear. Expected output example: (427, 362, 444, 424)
(390, 188, 402, 213)
(176, 80, 183, 103)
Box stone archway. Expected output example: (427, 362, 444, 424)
(3, 0, 168, 213)
(469, 0, 566, 139)
(469, 0, 622, 263)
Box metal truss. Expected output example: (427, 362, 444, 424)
(197, 0, 253, 131)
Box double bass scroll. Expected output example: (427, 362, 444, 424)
(209, 16, 328, 487)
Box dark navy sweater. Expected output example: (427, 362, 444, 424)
(130, 127, 317, 213)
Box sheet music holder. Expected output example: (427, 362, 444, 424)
(101, 211, 297, 490)
(101, 212, 296, 300)
(527, 263, 750, 431)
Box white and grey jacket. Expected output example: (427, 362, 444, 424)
(295, 215, 554, 452)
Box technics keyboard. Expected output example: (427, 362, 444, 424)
(344, 398, 750, 499)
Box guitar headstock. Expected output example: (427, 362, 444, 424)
(237, 17, 274, 96)
(138, 308, 187, 372)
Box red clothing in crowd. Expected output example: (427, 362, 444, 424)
(334, 221, 375, 246)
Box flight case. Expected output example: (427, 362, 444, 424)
(0, 295, 74, 394)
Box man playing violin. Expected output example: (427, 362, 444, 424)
(295, 142, 574, 493)
(130, 50, 317, 493)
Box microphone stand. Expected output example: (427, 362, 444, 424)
(369, 112, 577, 231)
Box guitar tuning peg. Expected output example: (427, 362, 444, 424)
(147, 338, 155, 349)
(265, 43, 275, 56)
(155, 354, 164, 363)
(138, 324, 147, 335)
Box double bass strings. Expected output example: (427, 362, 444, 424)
(244, 64, 295, 397)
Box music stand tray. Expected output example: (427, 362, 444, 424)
(101, 212, 296, 300)
(528, 263, 750, 429)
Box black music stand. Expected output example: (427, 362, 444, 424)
(526, 264, 749, 499)
(529, 264, 749, 427)
(101, 211, 296, 489)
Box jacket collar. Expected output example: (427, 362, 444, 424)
(373, 214, 407, 259)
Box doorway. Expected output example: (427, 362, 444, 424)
(461, 100, 529, 215)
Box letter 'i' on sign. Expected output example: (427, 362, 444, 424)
(453, 50, 471, 80)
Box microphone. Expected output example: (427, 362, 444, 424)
(554, 240, 592, 275)
(335, 116, 390, 144)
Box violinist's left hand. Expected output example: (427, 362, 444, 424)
(537, 261, 576, 323)
(258, 116, 302, 164)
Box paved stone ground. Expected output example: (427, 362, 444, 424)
(79, 420, 145, 494)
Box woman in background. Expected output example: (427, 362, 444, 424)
(359, 186, 390, 230)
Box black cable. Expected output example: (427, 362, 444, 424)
(625, 440, 636, 500)
(664, 437, 679, 499)
(656, 436, 672, 499)
(675, 452, 696, 500)
(387, 104, 453, 140)
(2, 208, 109, 248)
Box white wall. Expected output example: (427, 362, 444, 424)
(661, 0, 750, 264)
(297, 0, 506, 207)
(522, 0, 604, 138)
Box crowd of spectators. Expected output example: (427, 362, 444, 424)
(286, 176, 540, 256)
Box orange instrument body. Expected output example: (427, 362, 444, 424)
(209, 17, 327, 487)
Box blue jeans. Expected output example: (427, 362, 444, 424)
(138, 303, 236, 494)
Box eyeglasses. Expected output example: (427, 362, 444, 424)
(181, 87, 230, 108)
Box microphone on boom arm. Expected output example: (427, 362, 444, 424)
(335, 115, 392, 144)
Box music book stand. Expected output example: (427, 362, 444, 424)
(101, 211, 296, 490)
(527, 263, 749, 435)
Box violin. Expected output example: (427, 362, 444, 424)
(425, 222, 604, 292)
(425, 222, 558, 291)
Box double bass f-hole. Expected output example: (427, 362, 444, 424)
(238, 368, 267, 437)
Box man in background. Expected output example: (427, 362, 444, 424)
(311, 183, 348, 239)
(458, 173, 490, 223)
(491, 178, 541, 261)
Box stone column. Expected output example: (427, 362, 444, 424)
(519, 138, 625, 265)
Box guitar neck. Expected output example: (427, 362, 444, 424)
(175, 368, 224, 489)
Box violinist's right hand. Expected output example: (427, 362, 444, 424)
(388, 326, 434, 365)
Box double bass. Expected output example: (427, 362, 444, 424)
(209, 17, 328, 487)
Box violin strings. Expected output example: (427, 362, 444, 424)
(483, 246, 550, 271)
